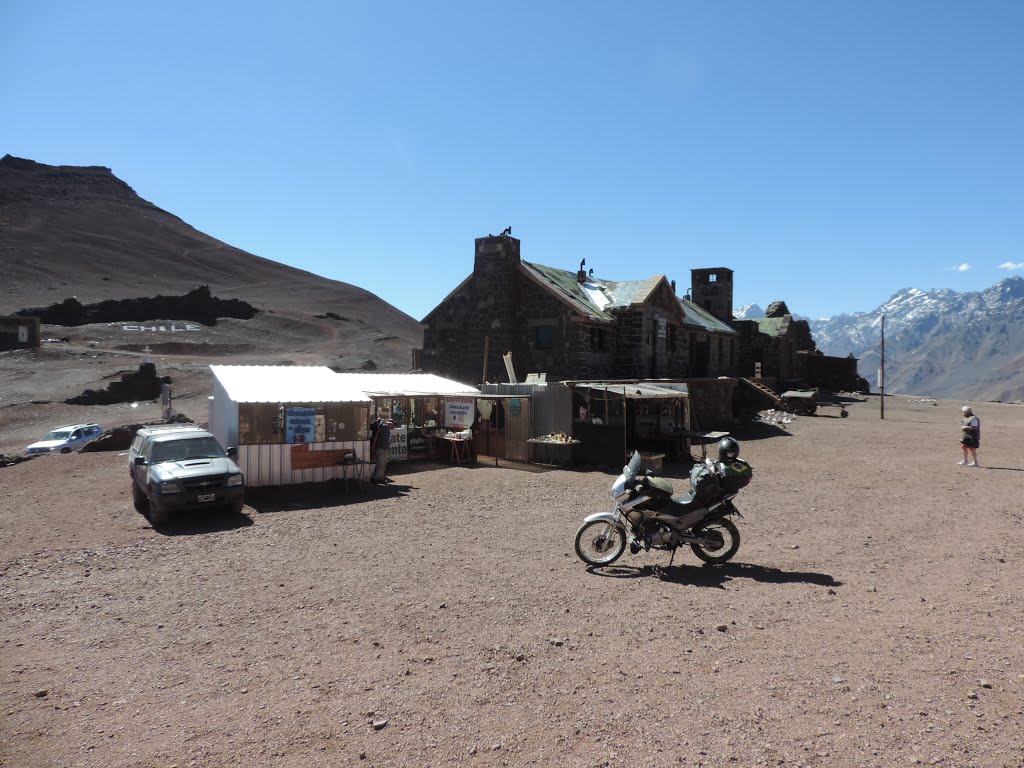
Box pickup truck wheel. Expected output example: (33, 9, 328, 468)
(132, 482, 148, 512)
(148, 499, 169, 525)
(226, 498, 245, 515)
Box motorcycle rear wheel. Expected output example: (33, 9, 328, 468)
(574, 520, 627, 566)
(690, 518, 740, 564)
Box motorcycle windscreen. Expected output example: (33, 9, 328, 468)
(625, 450, 642, 477)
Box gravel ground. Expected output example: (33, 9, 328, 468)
(2, 395, 1023, 768)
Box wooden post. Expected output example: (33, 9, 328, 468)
(880, 315, 886, 420)
(482, 335, 490, 385)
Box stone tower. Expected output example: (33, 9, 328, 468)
(690, 267, 734, 322)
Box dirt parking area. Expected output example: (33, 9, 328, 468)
(2, 396, 1023, 767)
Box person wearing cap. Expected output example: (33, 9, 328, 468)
(958, 405, 981, 467)
(370, 416, 393, 484)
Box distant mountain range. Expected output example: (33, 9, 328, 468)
(807, 278, 1024, 402)
(733, 303, 765, 320)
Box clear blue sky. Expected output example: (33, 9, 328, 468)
(3, 1, 1022, 321)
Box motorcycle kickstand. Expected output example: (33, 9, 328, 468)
(654, 548, 678, 581)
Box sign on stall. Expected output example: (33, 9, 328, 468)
(445, 397, 475, 429)
(389, 426, 408, 461)
(286, 407, 317, 444)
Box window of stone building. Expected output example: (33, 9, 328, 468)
(534, 325, 554, 350)
(589, 326, 610, 351)
(709, 273, 717, 283)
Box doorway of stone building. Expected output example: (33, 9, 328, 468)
(691, 337, 710, 377)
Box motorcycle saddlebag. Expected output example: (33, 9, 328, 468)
(692, 465, 722, 502)
(717, 459, 753, 493)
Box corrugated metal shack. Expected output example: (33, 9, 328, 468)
(477, 382, 572, 464)
(209, 365, 372, 487)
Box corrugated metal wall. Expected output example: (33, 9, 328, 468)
(530, 384, 572, 436)
(504, 399, 531, 462)
(239, 440, 370, 487)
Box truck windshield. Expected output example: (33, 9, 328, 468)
(42, 430, 72, 441)
(150, 437, 226, 463)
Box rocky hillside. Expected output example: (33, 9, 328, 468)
(0, 155, 422, 370)
(809, 277, 1024, 402)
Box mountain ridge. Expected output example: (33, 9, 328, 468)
(0, 155, 422, 370)
(808, 277, 1024, 401)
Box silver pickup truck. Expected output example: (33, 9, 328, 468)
(128, 425, 245, 524)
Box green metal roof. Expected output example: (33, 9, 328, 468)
(754, 317, 787, 337)
(520, 261, 735, 337)
(521, 261, 621, 321)
(680, 299, 737, 335)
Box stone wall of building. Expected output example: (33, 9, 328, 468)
(0, 316, 40, 351)
(797, 351, 870, 393)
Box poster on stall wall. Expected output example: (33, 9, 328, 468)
(389, 425, 408, 461)
(286, 407, 316, 444)
(445, 397, 475, 429)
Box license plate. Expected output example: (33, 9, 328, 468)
(198, 493, 216, 503)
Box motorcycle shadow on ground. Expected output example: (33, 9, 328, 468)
(588, 561, 842, 589)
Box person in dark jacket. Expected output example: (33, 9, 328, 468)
(371, 418, 393, 483)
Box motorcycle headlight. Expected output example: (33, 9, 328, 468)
(226, 474, 244, 487)
(157, 480, 183, 494)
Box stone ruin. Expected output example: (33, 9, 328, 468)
(16, 284, 258, 327)
(65, 362, 170, 406)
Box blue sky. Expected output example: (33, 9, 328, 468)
(3, 1, 1022, 321)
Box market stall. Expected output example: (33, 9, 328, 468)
(333, 373, 481, 466)
(566, 381, 690, 467)
(209, 365, 372, 488)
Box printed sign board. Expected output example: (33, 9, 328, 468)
(286, 407, 317, 444)
(389, 425, 408, 461)
(445, 397, 475, 429)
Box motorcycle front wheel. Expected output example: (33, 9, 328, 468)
(690, 518, 740, 564)
(574, 520, 627, 566)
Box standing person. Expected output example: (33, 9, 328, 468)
(958, 405, 981, 467)
(371, 417, 393, 484)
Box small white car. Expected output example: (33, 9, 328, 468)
(26, 424, 104, 455)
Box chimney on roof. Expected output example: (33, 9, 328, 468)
(577, 258, 587, 283)
(671, 279, 676, 294)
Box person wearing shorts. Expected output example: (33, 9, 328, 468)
(958, 405, 980, 467)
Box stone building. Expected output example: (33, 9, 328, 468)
(732, 300, 817, 381)
(421, 233, 737, 386)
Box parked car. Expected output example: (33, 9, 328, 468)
(128, 424, 245, 524)
(26, 424, 104, 455)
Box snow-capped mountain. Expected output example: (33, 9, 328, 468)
(733, 303, 765, 320)
(808, 276, 1024, 401)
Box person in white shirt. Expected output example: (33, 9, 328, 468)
(958, 406, 981, 467)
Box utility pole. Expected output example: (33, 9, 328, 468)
(880, 314, 886, 420)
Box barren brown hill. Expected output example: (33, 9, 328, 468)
(0, 154, 423, 367)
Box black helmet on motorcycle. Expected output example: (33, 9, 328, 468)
(718, 437, 740, 462)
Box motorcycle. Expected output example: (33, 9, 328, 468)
(574, 439, 753, 568)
